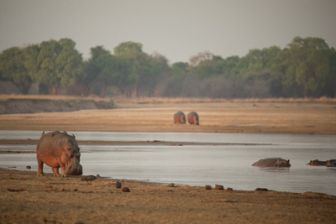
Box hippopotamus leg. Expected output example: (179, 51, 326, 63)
(37, 159, 44, 176)
(52, 167, 61, 177)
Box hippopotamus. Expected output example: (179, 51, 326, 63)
(187, 111, 199, 125)
(326, 159, 336, 167)
(252, 158, 291, 168)
(307, 159, 327, 166)
(307, 159, 336, 167)
(36, 131, 83, 176)
(174, 111, 186, 124)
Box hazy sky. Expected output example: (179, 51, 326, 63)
(1, 0, 335, 63)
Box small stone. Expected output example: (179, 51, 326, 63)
(215, 184, 224, 190)
(74, 221, 85, 224)
(122, 187, 130, 192)
(7, 188, 25, 192)
(227, 187, 233, 191)
(81, 175, 96, 181)
(115, 181, 122, 189)
(255, 188, 268, 192)
(205, 185, 212, 190)
(26, 165, 31, 170)
(168, 183, 176, 187)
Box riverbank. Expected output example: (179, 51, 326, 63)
(1, 168, 336, 224)
(0, 96, 335, 134)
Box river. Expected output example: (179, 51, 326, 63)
(0, 131, 335, 195)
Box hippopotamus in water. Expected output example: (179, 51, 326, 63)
(252, 158, 291, 168)
(174, 111, 186, 124)
(36, 131, 83, 176)
(326, 159, 336, 167)
(187, 111, 199, 125)
(307, 159, 336, 167)
(307, 159, 327, 166)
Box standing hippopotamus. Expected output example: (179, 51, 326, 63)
(36, 131, 83, 176)
(252, 158, 291, 168)
(174, 111, 186, 124)
(187, 111, 199, 125)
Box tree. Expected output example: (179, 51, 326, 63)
(114, 41, 168, 96)
(34, 39, 83, 94)
(283, 37, 334, 96)
(0, 47, 32, 93)
(83, 46, 118, 96)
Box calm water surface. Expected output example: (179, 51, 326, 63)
(0, 131, 335, 195)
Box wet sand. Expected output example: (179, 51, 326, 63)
(1, 168, 336, 224)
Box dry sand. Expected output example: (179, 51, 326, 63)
(1, 169, 336, 224)
(0, 97, 336, 134)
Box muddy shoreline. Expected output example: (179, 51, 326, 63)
(1, 168, 336, 224)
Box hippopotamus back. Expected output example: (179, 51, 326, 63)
(252, 158, 291, 168)
(326, 159, 336, 167)
(36, 131, 82, 176)
(307, 159, 327, 166)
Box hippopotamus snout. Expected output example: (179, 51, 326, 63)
(65, 162, 83, 176)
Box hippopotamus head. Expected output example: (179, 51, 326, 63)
(275, 159, 290, 167)
(65, 159, 83, 175)
(62, 134, 83, 176)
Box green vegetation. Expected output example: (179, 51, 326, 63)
(0, 37, 335, 98)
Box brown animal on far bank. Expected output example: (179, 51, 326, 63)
(174, 111, 186, 124)
(36, 131, 82, 176)
(187, 111, 199, 125)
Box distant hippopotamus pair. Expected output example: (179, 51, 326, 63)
(36, 131, 83, 176)
(252, 158, 291, 168)
(307, 159, 336, 167)
(174, 111, 199, 125)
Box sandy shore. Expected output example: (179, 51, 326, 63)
(1, 168, 336, 224)
(0, 97, 336, 134)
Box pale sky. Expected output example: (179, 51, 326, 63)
(0, 0, 335, 63)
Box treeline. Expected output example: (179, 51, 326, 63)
(0, 37, 335, 98)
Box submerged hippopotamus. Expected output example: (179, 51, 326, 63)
(174, 111, 186, 124)
(187, 111, 199, 125)
(326, 159, 336, 167)
(307, 159, 327, 166)
(308, 159, 336, 167)
(36, 131, 83, 176)
(252, 158, 291, 168)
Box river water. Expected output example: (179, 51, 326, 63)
(0, 131, 335, 195)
